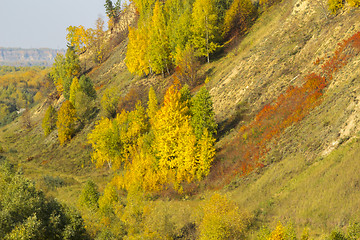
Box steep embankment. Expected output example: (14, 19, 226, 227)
(0, 0, 360, 238)
(204, 0, 360, 236)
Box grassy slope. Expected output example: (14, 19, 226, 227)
(0, 0, 360, 238)
(214, 1, 360, 237)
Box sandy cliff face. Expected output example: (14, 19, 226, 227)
(0, 48, 65, 66)
(209, 0, 360, 123)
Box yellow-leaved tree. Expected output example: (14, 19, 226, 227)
(126, 26, 150, 76)
(152, 84, 208, 192)
(69, 77, 80, 106)
(199, 193, 251, 240)
(222, 0, 254, 38)
(88, 102, 148, 170)
(87, 117, 123, 169)
(192, 0, 221, 63)
(346, 0, 360, 7)
(66, 25, 93, 53)
(56, 100, 77, 145)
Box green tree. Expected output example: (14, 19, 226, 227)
(50, 46, 81, 99)
(179, 84, 191, 107)
(74, 91, 96, 124)
(79, 75, 96, 100)
(0, 164, 88, 240)
(63, 47, 81, 100)
(56, 100, 77, 145)
(105, 0, 122, 20)
(79, 180, 100, 211)
(192, 0, 221, 63)
(42, 105, 57, 136)
(191, 86, 217, 139)
(50, 54, 67, 93)
(165, 0, 193, 53)
(71, 75, 96, 124)
(149, 1, 171, 75)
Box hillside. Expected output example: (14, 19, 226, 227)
(0, 47, 65, 66)
(0, 0, 360, 239)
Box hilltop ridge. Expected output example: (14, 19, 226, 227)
(0, 47, 65, 66)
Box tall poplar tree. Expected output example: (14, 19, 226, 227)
(69, 77, 80, 106)
(126, 26, 150, 76)
(192, 0, 221, 63)
(57, 101, 77, 145)
(149, 1, 171, 75)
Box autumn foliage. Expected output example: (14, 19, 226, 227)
(89, 83, 217, 193)
(57, 101, 77, 145)
(217, 31, 360, 184)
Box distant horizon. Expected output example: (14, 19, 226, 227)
(0, 46, 66, 50)
(0, 0, 107, 49)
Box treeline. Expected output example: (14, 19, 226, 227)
(0, 67, 50, 127)
(126, 0, 259, 76)
(0, 66, 47, 76)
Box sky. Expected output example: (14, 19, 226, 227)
(0, 0, 107, 49)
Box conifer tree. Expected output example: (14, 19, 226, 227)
(180, 84, 191, 107)
(79, 75, 96, 99)
(105, 0, 116, 19)
(191, 86, 217, 139)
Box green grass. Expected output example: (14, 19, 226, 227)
(0, 1, 360, 239)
